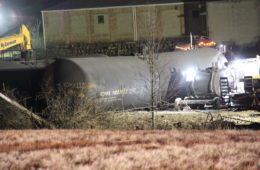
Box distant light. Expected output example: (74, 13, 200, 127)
(175, 45, 191, 51)
(10, 11, 17, 19)
(197, 41, 216, 47)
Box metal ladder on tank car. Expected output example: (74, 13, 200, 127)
(244, 76, 253, 93)
(220, 77, 230, 105)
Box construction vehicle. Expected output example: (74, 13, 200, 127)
(0, 24, 32, 60)
(226, 55, 260, 107)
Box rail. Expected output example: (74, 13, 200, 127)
(221, 115, 260, 124)
(196, 110, 260, 125)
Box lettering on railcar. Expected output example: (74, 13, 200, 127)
(62, 82, 93, 89)
(99, 87, 146, 98)
(61, 82, 146, 100)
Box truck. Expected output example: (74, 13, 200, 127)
(0, 24, 32, 60)
(228, 55, 260, 107)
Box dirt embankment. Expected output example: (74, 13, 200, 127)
(0, 130, 259, 170)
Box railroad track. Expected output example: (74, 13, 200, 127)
(194, 110, 260, 125)
(221, 115, 260, 125)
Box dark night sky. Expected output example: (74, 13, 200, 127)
(1, 0, 217, 17)
(1, 0, 67, 17)
(0, 0, 67, 34)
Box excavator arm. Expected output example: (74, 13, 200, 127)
(0, 24, 32, 60)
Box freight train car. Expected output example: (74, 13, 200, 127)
(1, 48, 257, 111)
(43, 48, 228, 110)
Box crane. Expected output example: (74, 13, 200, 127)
(0, 24, 32, 60)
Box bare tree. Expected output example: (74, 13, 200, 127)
(26, 20, 43, 49)
(140, 7, 163, 129)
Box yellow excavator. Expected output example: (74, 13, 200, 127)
(0, 24, 32, 60)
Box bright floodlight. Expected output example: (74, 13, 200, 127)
(232, 58, 259, 76)
(10, 11, 16, 19)
(182, 68, 197, 81)
(232, 59, 243, 70)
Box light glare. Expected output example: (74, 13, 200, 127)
(182, 68, 196, 81)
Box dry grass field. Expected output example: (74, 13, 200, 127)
(0, 130, 259, 170)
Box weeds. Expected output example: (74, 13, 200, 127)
(0, 130, 259, 170)
(41, 85, 108, 128)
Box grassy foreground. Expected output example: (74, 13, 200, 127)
(0, 129, 259, 170)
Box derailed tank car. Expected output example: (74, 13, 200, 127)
(43, 48, 228, 110)
(43, 56, 151, 109)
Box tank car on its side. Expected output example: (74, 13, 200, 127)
(43, 48, 229, 110)
(43, 56, 151, 110)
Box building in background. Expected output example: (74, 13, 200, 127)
(207, 0, 259, 58)
(207, 0, 259, 47)
(42, 0, 188, 48)
(41, 0, 259, 57)
(184, 2, 207, 36)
